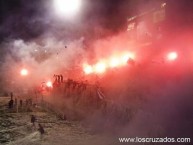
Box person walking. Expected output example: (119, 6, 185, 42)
(38, 123, 45, 139)
(31, 115, 36, 130)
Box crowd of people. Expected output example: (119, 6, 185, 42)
(53, 76, 88, 92)
(7, 74, 135, 133)
(8, 92, 45, 138)
(50, 75, 136, 126)
(8, 92, 35, 111)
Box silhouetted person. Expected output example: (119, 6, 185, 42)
(67, 79, 71, 89)
(38, 123, 45, 138)
(20, 99, 23, 107)
(60, 75, 63, 83)
(31, 115, 36, 127)
(8, 99, 14, 109)
(57, 75, 60, 83)
(14, 98, 18, 108)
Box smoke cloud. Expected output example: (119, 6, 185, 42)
(0, 36, 86, 93)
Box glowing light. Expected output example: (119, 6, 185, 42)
(46, 81, 53, 88)
(120, 52, 135, 65)
(122, 54, 130, 61)
(54, 0, 81, 17)
(82, 52, 136, 74)
(167, 52, 178, 61)
(121, 54, 130, 65)
(83, 64, 93, 74)
(94, 62, 106, 74)
(20, 69, 28, 76)
(109, 58, 120, 68)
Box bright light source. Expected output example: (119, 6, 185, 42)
(120, 52, 135, 65)
(83, 64, 93, 74)
(109, 58, 120, 68)
(46, 81, 53, 88)
(94, 62, 106, 74)
(54, 0, 82, 17)
(122, 54, 130, 62)
(167, 52, 178, 61)
(121, 54, 130, 65)
(20, 69, 28, 76)
(82, 52, 136, 74)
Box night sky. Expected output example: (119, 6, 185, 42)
(0, 0, 136, 42)
(0, 0, 193, 68)
(1, 0, 193, 42)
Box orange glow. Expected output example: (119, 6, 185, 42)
(20, 69, 28, 76)
(83, 64, 93, 74)
(46, 81, 53, 88)
(94, 62, 106, 74)
(167, 52, 178, 61)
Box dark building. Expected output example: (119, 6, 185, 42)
(126, 0, 193, 62)
(127, 1, 193, 45)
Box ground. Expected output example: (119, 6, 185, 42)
(0, 97, 117, 145)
